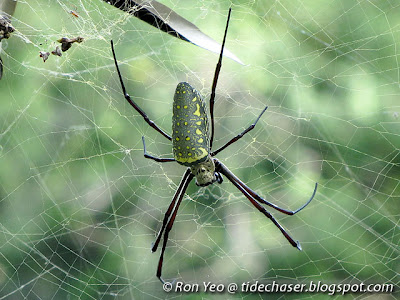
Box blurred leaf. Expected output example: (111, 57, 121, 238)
(0, 0, 17, 17)
(0, 0, 17, 80)
(104, 0, 243, 64)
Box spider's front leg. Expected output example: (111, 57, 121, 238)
(214, 158, 316, 250)
(215, 172, 223, 184)
(152, 169, 194, 283)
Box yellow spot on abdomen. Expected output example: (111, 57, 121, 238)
(186, 137, 190, 141)
(192, 97, 197, 102)
(177, 105, 180, 109)
(196, 121, 201, 125)
(193, 104, 201, 116)
(176, 137, 180, 141)
(175, 147, 208, 165)
(198, 138, 203, 143)
(184, 105, 188, 109)
(196, 129, 202, 135)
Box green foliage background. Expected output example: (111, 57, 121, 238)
(0, 0, 398, 299)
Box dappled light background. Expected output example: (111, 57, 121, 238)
(0, 0, 398, 299)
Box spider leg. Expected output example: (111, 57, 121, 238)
(216, 156, 317, 215)
(239, 179, 318, 215)
(211, 105, 268, 156)
(209, 8, 232, 150)
(151, 169, 192, 253)
(215, 159, 309, 250)
(154, 170, 194, 283)
(110, 40, 172, 141)
(142, 136, 175, 163)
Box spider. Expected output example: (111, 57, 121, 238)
(110, 8, 318, 283)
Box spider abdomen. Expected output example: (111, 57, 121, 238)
(172, 82, 209, 166)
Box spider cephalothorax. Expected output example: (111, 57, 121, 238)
(110, 8, 317, 284)
(190, 156, 223, 186)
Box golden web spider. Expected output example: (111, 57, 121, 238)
(110, 8, 318, 283)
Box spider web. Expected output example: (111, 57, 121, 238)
(0, 0, 399, 299)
